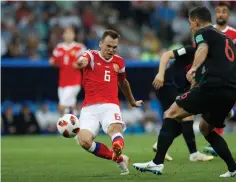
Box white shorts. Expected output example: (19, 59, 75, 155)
(79, 103, 126, 137)
(58, 85, 81, 107)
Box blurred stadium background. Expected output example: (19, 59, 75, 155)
(2, 1, 236, 135)
(1, 1, 236, 182)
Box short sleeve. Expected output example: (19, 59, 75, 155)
(78, 50, 95, 69)
(173, 46, 195, 58)
(173, 46, 196, 64)
(118, 59, 126, 82)
(79, 50, 92, 63)
(194, 29, 211, 47)
(118, 59, 126, 74)
(51, 47, 61, 64)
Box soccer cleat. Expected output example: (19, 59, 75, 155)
(203, 146, 218, 156)
(117, 155, 130, 175)
(227, 109, 234, 119)
(152, 142, 173, 161)
(112, 141, 123, 157)
(189, 151, 214, 162)
(220, 170, 236, 177)
(133, 161, 164, 175)
(152, 142, 157, 152)
(165, 153, 173, 161)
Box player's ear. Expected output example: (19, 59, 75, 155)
(99, 41, 102, 49)
(195, 18, 200, 27)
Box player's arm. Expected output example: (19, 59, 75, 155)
(73, 45, 87, 69)
(49, 58, 58, 67)
(75, 51, 91, 69)
(187, 31, 210, 83)
(49, 48, 60, 67)
(152, 50, 174, 89)
(119, 78, 143, 107)
(187, 43, 208, 83)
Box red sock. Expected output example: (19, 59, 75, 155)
(112, 134, 124, 149)
(92, 142, 113, 160)
(90, 142, 123, 163)
(214, 128, 224, 135)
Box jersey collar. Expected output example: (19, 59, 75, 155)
(98, 51, 113, 62)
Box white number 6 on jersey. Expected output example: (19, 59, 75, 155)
(104, 70, 111, 82)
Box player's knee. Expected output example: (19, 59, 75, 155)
(78, 131, 93, 150)
(107, 123, 123, 136)
(164, 107, 180, 120)
(79, 137, 93, 150)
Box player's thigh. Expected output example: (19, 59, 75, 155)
(156, 85, 180, 111)
(79, 105, 101, 138)
(58, 86, 80, 107)
(164, 102, 191, 120)
(175, 86, 208, 115)
(100, 104, 126, 134)
(202, 95, 235, 128)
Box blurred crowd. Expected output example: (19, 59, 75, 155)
(1, 92, 164, 135)
(2, 1, 236, 61)
(2, 96, 236, 136)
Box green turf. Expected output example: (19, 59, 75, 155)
(2, 134, 236, 182)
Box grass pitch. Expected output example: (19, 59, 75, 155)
(2, 134, 236, 182)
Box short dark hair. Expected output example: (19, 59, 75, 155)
(101, 29, 120, 40)
(189, 6, 212, 23)
(217, 2, 230, 10)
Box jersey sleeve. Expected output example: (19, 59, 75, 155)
(78, 50, 94, 69)
(51, 47, 61, 65)
(194, 29, 211, 47)
(173, 46, 195, 64)
(118, 59, 126, 82)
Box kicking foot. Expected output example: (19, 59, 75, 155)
(112, 141, 123, 158)
(190, 151, 214, 161)
(152, 142, 173, 161)
(117, 155, 130, 175)
(203, 146, 218, 156)
(133, 161, 164, 175)
(220, 170, 236, 177)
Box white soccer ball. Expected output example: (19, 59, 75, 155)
(57, 114, 80, 138)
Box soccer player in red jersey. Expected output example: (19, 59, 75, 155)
(204, 2, 236, 155)
(49, 27, 86, 115)
(75, 30, 143, 175)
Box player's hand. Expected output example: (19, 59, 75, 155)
(186, 68, 196, 83)
(152, 73, 164, 89)
(72, 62, 80, 69)
(77, 56, 88, 68)
(131, 100, 144, 107)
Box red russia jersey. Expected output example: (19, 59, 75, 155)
(80, 50, 126, 107)
(51, 42, 86, 87)
(214, 25, 236, 44)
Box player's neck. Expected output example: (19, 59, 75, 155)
(216, 24, 227, 31)
(200, 23, 212, 30)
(64, 41, 74, 45)
(99, 51, 112, 61)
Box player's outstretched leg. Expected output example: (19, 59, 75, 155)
(182, 119, 214, 161)
(78, 129, 128, 175)
(200, 119, 236, 177)
(133, 118, 182, 175)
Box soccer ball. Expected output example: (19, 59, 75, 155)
(57, 114, 80, 138)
